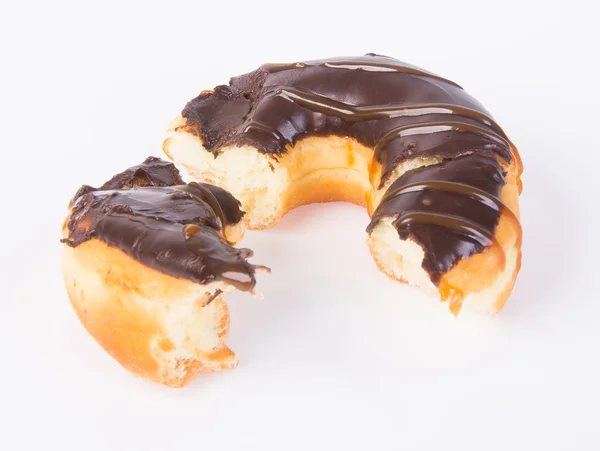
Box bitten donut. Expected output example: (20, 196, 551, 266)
(163, 54, 523, 316)
(61, 157, 267, 387)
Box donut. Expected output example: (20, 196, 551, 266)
(163, 53, 523, 316)
(62, 54, 524, 388)
(61, 157, 268, 387)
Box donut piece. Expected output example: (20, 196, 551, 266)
(61, 157, 266, 387)
(163, 54, 523, 315)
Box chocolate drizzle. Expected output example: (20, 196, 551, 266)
(368, 155, 511, 283)
(262, 54, 462, 87)
(62, 158, 261, 291)
(181, 55, 518, 283)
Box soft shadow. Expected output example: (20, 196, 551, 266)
(500, 164, 581, 318)
(186, 169, 576, 388)
(221, 202, 377, 368)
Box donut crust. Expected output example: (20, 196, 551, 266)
(62, 230, 239, 388)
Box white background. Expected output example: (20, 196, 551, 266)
(1, 0, 599, 449)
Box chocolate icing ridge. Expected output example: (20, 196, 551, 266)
(62, 158, 260, 291)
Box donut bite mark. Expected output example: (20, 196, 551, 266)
(61, 157, 267, 387)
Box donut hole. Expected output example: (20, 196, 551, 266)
(278, 136, 374, 214)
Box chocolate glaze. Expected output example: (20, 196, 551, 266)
(368, 154, 508, 283)
(100, 156, 186, 189)
(70, 157, 245, 227)
(182, 54, 512, 185)
(181, 54, 517, 283)
(62, 158, 260, 291)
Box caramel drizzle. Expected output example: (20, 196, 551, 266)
(394, 211, 500, 249)
(252, 59, 515, 165)
(184, 182, 231, 242)
(262, 59, 461, 87)
(273, 87, 503, 131)
(382, 181, 506, 213)
(392, 209, 507, 287)
(380, 180, 522, 314)
(374, 120, 510, 158)
(182, 224, 255, 291)
(262, 62, 309, 73)
(244, 121, 287, 142)
(377, 180, 525, 271)
(383, 181, 521, 235)
(261, 87, 511, 160)
(508, 139, 525, 193)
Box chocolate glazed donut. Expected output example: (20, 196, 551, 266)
(164, 53, 523, 315)
(60, 55, 523, 388)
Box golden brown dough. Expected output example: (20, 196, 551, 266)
(60, 158, 264, 387)
(62, 228, 246, 388)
